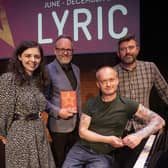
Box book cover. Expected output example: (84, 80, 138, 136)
(60, 91, 77, 113)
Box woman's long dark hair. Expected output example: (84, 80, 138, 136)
(8, 40, 48, 91)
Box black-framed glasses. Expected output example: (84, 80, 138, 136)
(55, 48, 73, 53)
(119, 45, 137, 52)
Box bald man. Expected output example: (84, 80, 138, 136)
(62, 66, 165, 168)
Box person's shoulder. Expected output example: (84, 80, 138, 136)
(137, 60, 156, 66)
(46, 60, 59, 73)
(0, 72, 15, 85)
(137, 60, 158, 70)
(71, 63, 80, 74)
(119, 95, 131, 103)
(113, 63, 120, 69)
(47, 59, 56, 67)
(119, 95, 139, 106)
(71, 62, 79, 69)
(0, 72, 14, 80)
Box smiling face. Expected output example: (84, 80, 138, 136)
(54, 37, 73, 64)
(18, 47, 41, 75)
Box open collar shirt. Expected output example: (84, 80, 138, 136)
(114, 60, 168, 108)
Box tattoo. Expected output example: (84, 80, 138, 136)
(138, 104, 153, 118)
(135, 104, 165, 139)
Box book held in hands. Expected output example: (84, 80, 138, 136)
(60, 91, 77, 113)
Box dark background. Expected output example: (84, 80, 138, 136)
(0, 1, 167, 167)
(140, 1, 167, 80)
(140, 1, 167, 120)
(141, 0, 167, 79)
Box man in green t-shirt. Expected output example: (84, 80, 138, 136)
(62, 66, 165, 168)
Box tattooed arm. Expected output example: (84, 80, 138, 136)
(122, 104, 165, 149)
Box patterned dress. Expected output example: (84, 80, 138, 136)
(0, 72, 56, 168)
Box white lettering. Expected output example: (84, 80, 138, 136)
(108, 4, 128, 39)
(44, 1, 60, 8)
(37, 5, 129, 44)
(97, 6, 103, 40)
(74, 8, 91, 41)
(52, 10, 69, 36)
(66, 0, 107, 6)
(38, 13, 52, 44)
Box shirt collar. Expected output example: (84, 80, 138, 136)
(61, 63, 72, 71)
(120, 61, 137, 71)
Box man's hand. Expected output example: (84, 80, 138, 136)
(58, 108, 76, 119)
(122, 133, 142, 149)
(107, 136, 124, 148)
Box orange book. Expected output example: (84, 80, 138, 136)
(60, 91, 77, 113)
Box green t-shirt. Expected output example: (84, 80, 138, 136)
(80, 94, 139, 154)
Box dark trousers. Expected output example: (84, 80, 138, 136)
(50, 129, 79, 168)
(116, 138, 147, 168)
(0, 141, 5, 168)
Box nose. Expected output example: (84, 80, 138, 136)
(106, 80, 111, 86)
(63, 50, 69, 55)
(30, 56, 35, 62)
(125, 47, 131, 53)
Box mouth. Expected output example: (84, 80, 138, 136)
(28, 62, 39, 69)
(125, 55, 132, 58)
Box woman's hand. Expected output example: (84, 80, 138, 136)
(0, 136, 7, 144)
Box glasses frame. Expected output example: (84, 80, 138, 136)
(119, 45, 137, 52)
(55, 47, 73, 53)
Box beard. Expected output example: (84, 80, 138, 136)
(120, 55, 136, 65)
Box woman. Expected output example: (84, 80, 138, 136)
(0, 41, 56, 168)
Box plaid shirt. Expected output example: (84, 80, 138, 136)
(114, 60, 168, 130)
(114, 60, 168, 108)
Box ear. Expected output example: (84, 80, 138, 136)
(117, 51, 120, 58)
(18, 55, 22, 61)
(96, 81, 100, 89)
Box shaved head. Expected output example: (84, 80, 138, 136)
(96, 66, 118, 81)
